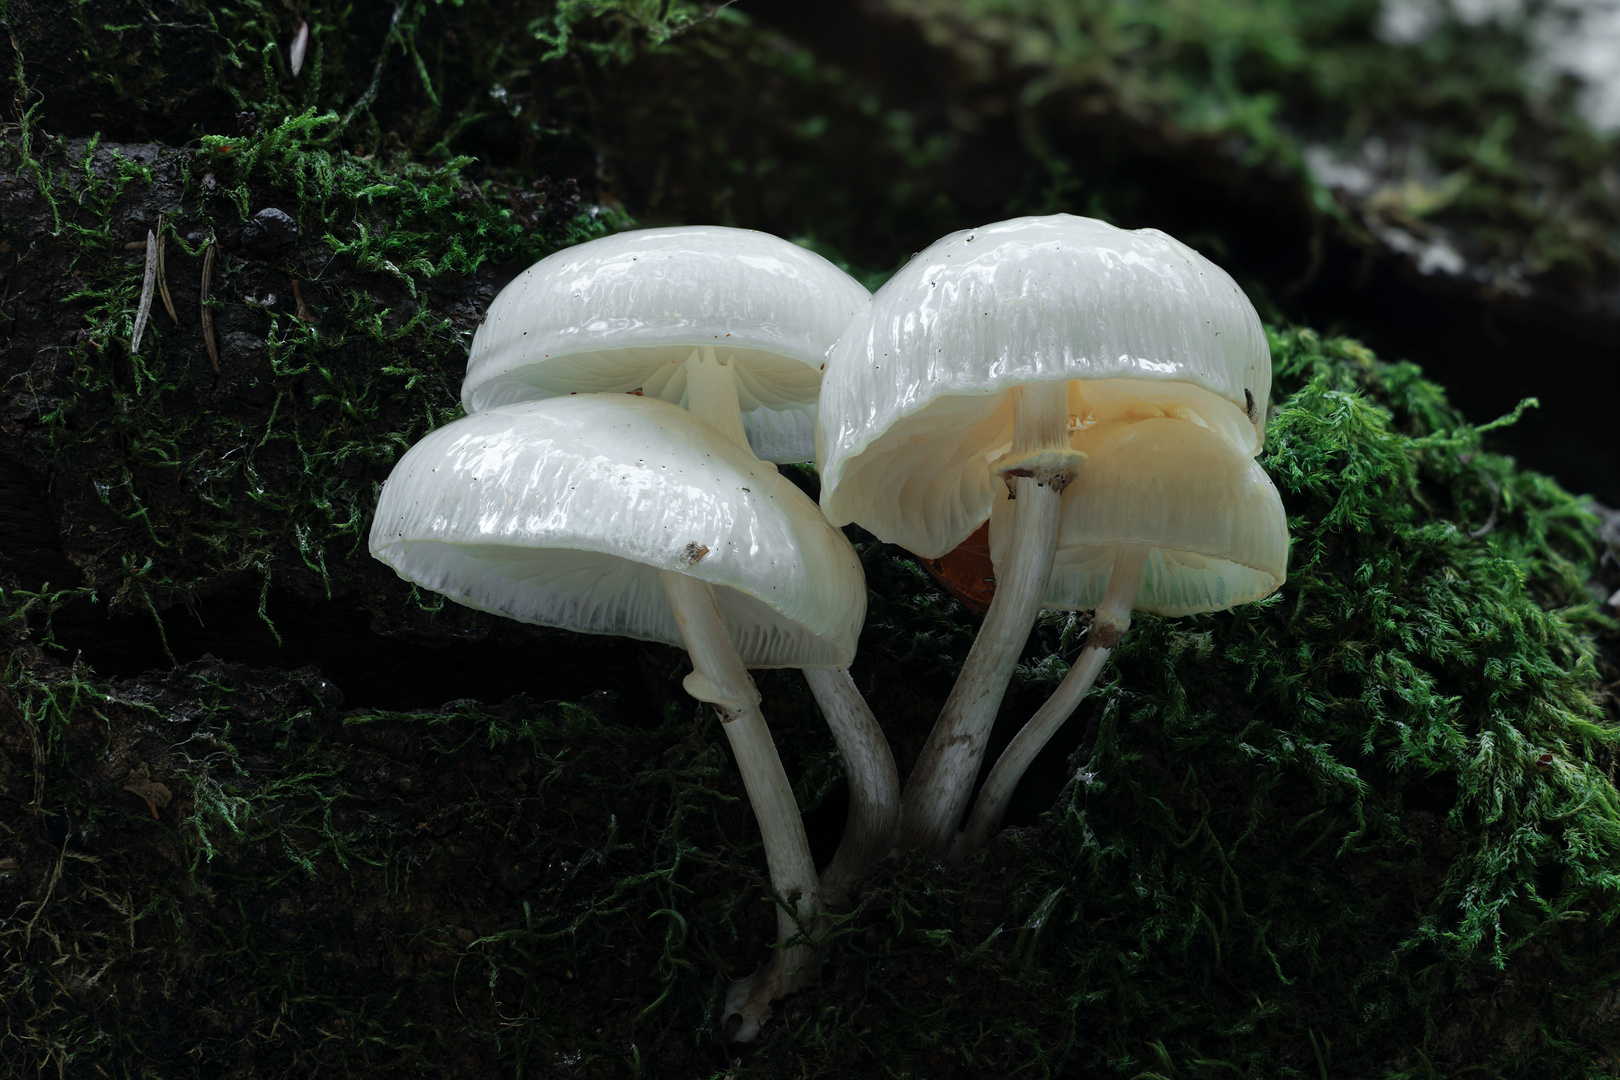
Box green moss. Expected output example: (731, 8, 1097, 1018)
(734, 330, 1617, 1078)
(12, 1, 1615, 294)
(4, 328, 1616, 1077)
(886, 0, 1620, 293)
(2, 3, 1617, 1076)
(3, 103, 611, 631)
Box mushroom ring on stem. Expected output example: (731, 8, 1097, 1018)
(463, 225, 869, 463)
(369, 394, 865, 1042)
(816, 213, 1271, 857)
(953, 417, 1290, 859)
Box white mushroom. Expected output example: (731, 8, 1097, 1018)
(369, 393, 865, 1041)
(463, 226, 897, 898)
(954, 417, 1289, 858)
(463, 225, 870, 463)
(817, 214, 1269, 856)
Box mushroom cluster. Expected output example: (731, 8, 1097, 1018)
(370, 214, 1289, 1041)
(817, 215, 1284, 856)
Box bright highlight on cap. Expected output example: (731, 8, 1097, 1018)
(817, 213, 1270, 559)
(462, 225, 869, 463)
(369, 394, 865, 669)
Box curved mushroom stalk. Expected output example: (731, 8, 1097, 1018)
(370, 395, 866, 1045)
(953, 546, 1148, 860)
(802, 667, 899, 906)
(951, 416, 1290, 860)
(817, 216, 1273, 859)
(897, 381, 1081, 856)
(660, 569, 823, 1042)
(681, 344, 900, 907)
(720, 912, 820, 1043)
(682, 345, 751, 450)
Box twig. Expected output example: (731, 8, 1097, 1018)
(200, 238, 219, 373)
(29, 702, 44, 815)
(157, 212, 178, 324)
(131, 229, 157, 354)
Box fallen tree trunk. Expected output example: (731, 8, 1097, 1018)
(3, 6, 1620, 1078)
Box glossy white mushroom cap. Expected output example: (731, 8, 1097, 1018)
(988, 418, 1287, 617)
(370, 394, 866, 667)
(817, 214, 1269, 558)
(462, 226, 870, 463)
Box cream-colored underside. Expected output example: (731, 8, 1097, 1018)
(826, 377, 1259, 560)
(375, 541, 851, 668)
(986, 417, 1288, 616)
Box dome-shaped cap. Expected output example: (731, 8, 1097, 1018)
(988, 418, 1287, 617)
(370, 394, 866, 667)
(817, 214, 1269, 558)
(462, 226, 870, 463)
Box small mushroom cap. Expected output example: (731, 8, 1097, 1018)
(462, 226, 870, 463)
(370, 394, 866, 668)
(988, 418, 1288, 617)
(817, 214, 1269, 558)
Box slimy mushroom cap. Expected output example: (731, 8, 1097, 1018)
(370, 394, 865, 667)
(462, 226, 869, 462)
(817, 214, 1269, 558)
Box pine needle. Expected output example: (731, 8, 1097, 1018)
(131, 230, 157, 354)
(157, 213, 178, 324)
(201, 240, 219, 373)
(292, 279, 315, 323)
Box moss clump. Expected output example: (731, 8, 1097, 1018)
(19, 1, 1614, 320)
(750, 330, 1617, 1078)
(1, 108, 607, 638)
(874, 0, 1620, 304)
(4, 326, 1616, 1077)
(0, 641, 777, 1078)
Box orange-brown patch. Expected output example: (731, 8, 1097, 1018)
(918, 521, 996, 615)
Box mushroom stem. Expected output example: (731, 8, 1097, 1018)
(897, 381, 1081, 856)
(659, 569, 820, 1042)
(802, 667, 900, 906)
(682, 345, 752, 450)
(953, 545, 1149, 859)
(686, 341, 897, 898)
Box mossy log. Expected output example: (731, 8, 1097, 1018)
(3, 2, 1619, 1077)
